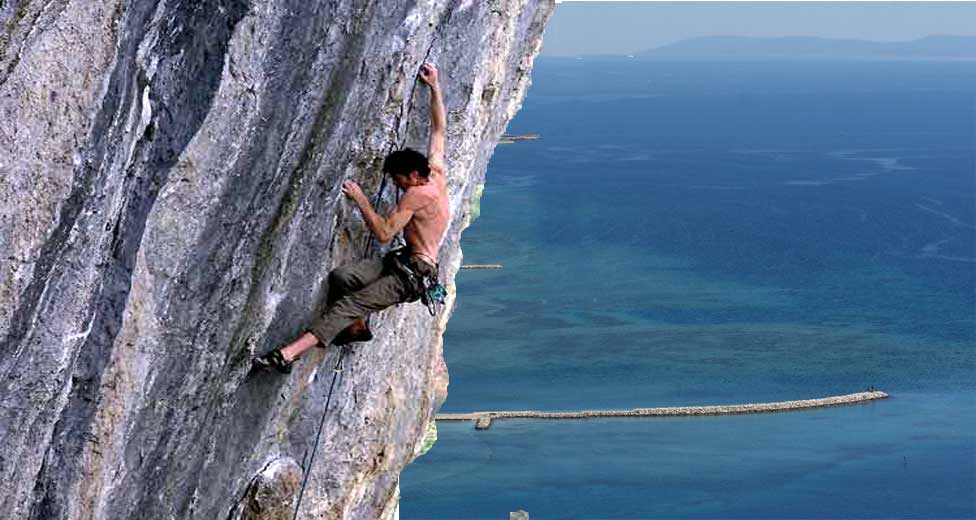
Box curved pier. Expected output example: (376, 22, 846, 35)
(435, 391, 888, 429)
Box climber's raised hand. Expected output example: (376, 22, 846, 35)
(421, 63, 446, 168)
(419, 63, 439, 88)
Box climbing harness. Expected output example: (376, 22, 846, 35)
(384, 247, 448, 316)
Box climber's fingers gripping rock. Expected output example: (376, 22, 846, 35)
(419, 63, 439, 87)
(342, 180, 366, 202)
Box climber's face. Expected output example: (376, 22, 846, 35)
(391, 171, 426, 190)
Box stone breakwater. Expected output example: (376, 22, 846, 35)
(437, 391, 889, 429)
(0, 1, 553, 519)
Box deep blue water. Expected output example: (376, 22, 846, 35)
(401, 59, 976, 519)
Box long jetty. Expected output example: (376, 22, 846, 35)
(435, 391, 888, 430)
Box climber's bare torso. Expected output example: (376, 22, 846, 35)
(402, 161, 449, 264)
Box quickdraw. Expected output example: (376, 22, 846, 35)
(419, 273, 448, 316)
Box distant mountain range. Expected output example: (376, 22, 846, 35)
(638, 36, 976, 59)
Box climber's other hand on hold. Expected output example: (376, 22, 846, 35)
(342, 180, 366, 203)
(419, 63, 439, 88)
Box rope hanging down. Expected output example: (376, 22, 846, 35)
(291, 347, 347, 520)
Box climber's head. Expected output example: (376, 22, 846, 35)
(383, 147, 431, 189)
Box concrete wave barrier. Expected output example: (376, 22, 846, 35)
(435, 391, 889, 430)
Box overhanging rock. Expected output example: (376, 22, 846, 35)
(0, 1, 554, 518)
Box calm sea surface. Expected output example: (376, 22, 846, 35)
(400, 59, 976, 519)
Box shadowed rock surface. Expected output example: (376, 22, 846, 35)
(0, 1, 553, 518)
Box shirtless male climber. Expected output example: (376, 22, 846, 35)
(252, 63, 451, 373)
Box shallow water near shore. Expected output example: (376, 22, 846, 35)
(401, 59, 975, 519)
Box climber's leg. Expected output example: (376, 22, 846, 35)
(280, 332, 319, 359)
(326, 257, 386, 306)
(299, 272, 415, 354)
(252, 257, 386, 373)
(324, 256, 389, 346)
(253, 256, 419, 371)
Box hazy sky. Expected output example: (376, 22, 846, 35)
(542, 2, 976, 56)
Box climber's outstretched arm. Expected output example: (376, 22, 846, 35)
(419, 63, 446, 172)
(342, 180, 432, 243)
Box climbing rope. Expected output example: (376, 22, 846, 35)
(291, 346, 347, 520)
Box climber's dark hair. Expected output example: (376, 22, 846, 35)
(382, 147, 430, 178)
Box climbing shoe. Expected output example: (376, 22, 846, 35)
(251, 348, 293, 374)
(330, 318, 373, 346)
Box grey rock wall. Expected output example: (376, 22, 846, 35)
(0, 1, 553, 518)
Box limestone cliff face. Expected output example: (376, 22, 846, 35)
(0, 1, 553, 518)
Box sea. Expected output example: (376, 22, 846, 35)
(400, 58, 976, 519)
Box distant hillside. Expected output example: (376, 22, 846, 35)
(639, 35, 976, 59)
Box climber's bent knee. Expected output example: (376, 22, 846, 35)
(328, 266, 354, 288)
(307, 315, 355, 347)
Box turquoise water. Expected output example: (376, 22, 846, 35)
(401, 59, 976, 519)
(409, 393, 973, 519)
